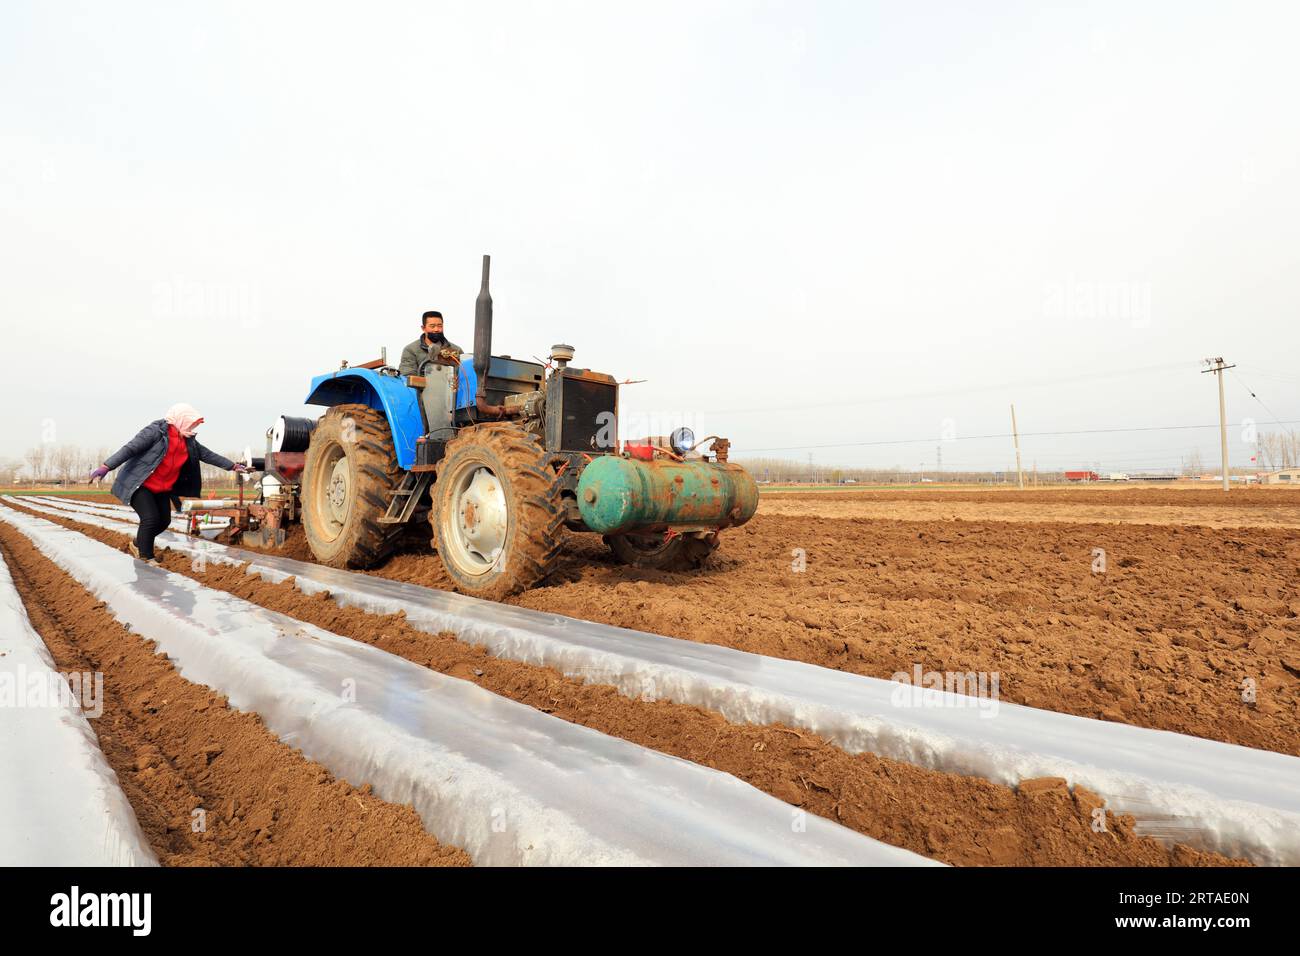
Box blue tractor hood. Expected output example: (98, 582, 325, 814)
(304, 367, 424, 471)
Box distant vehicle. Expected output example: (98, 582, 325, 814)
(1102, 473, 1130, 481)
(1064, 470, 1099, 482)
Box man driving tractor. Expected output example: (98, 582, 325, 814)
(398, 310, 463, 376)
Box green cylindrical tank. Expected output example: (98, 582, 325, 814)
(576, 455, 759, 535)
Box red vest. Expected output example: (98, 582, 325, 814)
(143, 425, 189, 492)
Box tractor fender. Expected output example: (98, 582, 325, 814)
(304, 368, 421, 470)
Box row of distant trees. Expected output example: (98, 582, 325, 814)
(1, 445, 243, 489)
(1255, 431, 1300, 471)
(1181, 431, 1300, 475)
(734, 457, 1062, 484)
(744, 430, 1300, 484)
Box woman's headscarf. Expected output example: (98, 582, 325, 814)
(165, 403, 205, 438)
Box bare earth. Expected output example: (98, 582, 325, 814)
(40, 486, 1300, 755)
(0, 520, 469, 867)
(9, 482, 1297, 866)
(760, 485, 1300, 528)
(3, 496, 1245, 866)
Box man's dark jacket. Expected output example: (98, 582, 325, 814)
(105, 420, 236, 506)
(398, 334, 463, 377)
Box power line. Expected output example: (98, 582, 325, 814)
(1229, 368, 1295, 436)
(908, 446, 1239, 465)
(695, 360, 1194, 417)
(1236, 364, 1300, 386)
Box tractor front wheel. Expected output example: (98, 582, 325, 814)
(431, 424, 564, 601)
(301, 404, 403, 568)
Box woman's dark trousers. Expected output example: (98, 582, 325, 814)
(129, 488, 174, 560)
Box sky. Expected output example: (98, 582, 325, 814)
(2, 1, 1298, 474)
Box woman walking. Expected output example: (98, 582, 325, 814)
(89, 403, 247, 564)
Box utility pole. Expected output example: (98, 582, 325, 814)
(1201, 358, 1236, 492)
(936, 444, 942, 479)
(1010, 404, 1024, 489)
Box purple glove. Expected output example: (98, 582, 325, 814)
(89, 465, 109, 481)
(232, 463, 249, 474)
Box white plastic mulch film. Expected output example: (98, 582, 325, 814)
(0, 503, 936, 867)
(13, 493, 1300, 866)
(0, 547, 156, 866)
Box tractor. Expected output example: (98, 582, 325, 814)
(288, 255, 757, 601)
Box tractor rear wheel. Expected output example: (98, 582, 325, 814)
(301, 404, 403, 568)
(431, 423, 564, 600)
(604, 531, 719, 571)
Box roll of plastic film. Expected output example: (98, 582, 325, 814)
(271, 416, 316, 453)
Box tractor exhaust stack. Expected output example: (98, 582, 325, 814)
(473, 254, 492, 403)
